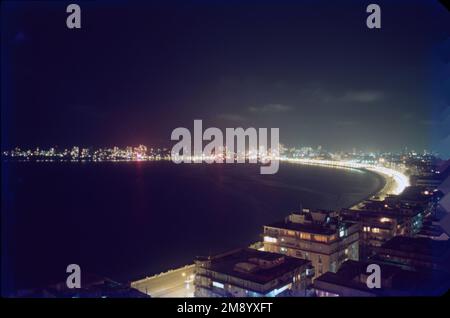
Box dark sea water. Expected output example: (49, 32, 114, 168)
(1, 162, 383, 293)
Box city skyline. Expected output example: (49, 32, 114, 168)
(2, 143, 447, 161)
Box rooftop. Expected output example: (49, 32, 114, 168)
(265, 220, 337, 235)
(378, 236, 450, 257)
(204, 248, 310, 285)
(342, 207, 420, 220)
(314, 260, 450, 296)
(265, 209, 354, 236)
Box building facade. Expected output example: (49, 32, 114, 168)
(313, 259, 450, 297)
(341, 193, 426, 258)
(194, 248, 314, 297)
(262, 209, 359, 279)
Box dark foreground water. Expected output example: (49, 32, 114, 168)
(1, 162, 383, 293)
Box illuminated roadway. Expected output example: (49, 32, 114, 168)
(281, 158, 410, 198)
(131, 265, 195, 297)
(131, 158, 410, 297)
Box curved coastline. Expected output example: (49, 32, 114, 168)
(348, 168, 386, 208)
(281, 158, 409, 209)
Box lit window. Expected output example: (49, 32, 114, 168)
(264, 236, 277, 243)
(314, 235, 327, 242)
(266, 283, 291, 297)
(212, 281, 224, 289)
(300, 232, 311, 240)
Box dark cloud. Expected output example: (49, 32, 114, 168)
(340, 91, 384, 103)
(216, 113, 246, 122)
(248, 104, 293, 113)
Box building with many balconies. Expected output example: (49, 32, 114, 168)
(373, 236, 450, 273)
(341, 202, 424, 258)
(262, 209, 359, 279)
(194, 248, 314, 297)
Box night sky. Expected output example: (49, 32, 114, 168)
(1, 0, 449, 156)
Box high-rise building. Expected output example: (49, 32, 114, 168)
(341, 197, 425, 259)
(194, 248, 314, 297)
(373, 236, 450, 273)
(262, 209, 359, 279)
(313, 260, 450, 297)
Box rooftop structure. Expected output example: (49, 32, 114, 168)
(194, 248, 314, 297)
